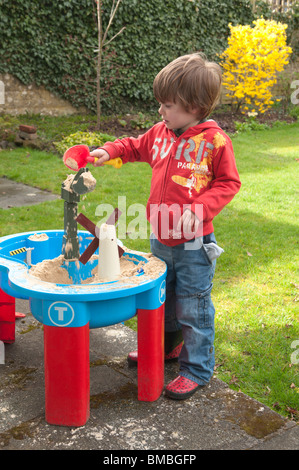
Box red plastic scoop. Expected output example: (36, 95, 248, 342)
(63, 144, 122, 171)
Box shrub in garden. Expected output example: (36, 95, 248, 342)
(220, 18, 292, 114)
(53, 131, 115, 155)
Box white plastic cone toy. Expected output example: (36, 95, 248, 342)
(98, 224, 121, 281)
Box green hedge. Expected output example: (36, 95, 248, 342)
(0, 0, 295, 113)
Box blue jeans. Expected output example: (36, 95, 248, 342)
(150, 234, 217, 386)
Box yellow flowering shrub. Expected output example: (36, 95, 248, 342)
(220, 18, 292, 114)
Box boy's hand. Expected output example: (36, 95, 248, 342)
(178, 208, 201, 236)
(90, 148, 110, 167)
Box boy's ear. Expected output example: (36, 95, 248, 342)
(191, 106, 200, 116)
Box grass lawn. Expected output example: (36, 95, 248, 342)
(212, 121, 299, 421)
(0, 118, 298, 421)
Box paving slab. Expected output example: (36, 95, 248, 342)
(0, 177, 58, 209)
(0, 299, 298, 452)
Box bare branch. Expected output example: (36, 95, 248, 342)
(109, 0, 116, 19)
(102, 0, 122, 45)
(104, 26, 125, 47)
(95, 0, 124, 127)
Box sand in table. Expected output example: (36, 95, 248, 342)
(29, 250, 165, 286)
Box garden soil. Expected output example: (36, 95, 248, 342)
(97, 108, 296, 138)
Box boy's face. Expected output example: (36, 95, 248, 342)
(158, 101, 199, 133)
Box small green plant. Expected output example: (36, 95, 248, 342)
(234, 112, 270, 133)
(53, 131, 115, 155)
(130, 112, 155, 130)
(288, 104, 299, 120)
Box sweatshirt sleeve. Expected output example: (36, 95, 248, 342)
(99, 127, 156, 164)
(191, 136, 241, 222)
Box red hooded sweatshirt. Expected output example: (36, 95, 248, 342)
(101, 120, 241, 246)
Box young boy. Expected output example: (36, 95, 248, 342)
(91, 53, 241, 400)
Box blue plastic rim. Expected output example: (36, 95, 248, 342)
(0, 230, 167, 328)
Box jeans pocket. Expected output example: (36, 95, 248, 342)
(201, 245, 213, 265)
(197, 286, 214, 328)
(177, 286, 214, 329)
(203, 242, 224, 263)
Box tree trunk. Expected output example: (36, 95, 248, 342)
(96, 0, 102, 129)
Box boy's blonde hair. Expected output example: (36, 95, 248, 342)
(153, 53, 222, 120)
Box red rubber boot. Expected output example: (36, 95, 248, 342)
(127, 330, 183, 367)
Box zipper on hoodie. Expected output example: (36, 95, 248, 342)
(159, 129, 178, 204)
(157, 121, 216, 236)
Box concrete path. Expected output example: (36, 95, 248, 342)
(0, 177, 58, 209)
(0, 299, 298, 452)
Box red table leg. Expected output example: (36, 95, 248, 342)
(137, 304, 164, 401)
(0, 288, 15, 344)
(44, 324, 90, 427)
